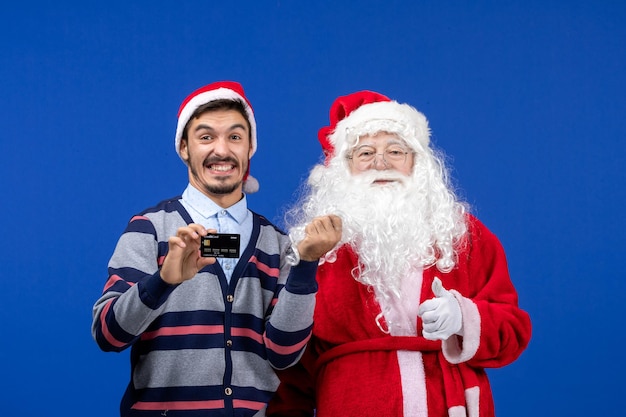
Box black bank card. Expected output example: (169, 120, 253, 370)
(200, 233, 240, 258)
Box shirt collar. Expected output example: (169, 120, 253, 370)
(182, 183, 249, 224)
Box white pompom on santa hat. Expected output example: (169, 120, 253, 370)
(175, 81, 259, 194)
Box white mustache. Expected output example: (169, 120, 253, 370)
(351, 170, 408, 186)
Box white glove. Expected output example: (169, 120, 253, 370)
(418, 277, 463, 341)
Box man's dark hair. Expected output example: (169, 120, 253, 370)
(181, 99, 252, 141)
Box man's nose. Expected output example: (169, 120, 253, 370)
(212, 137, 230, 155)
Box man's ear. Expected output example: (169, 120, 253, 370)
(179, 138, 189, 162)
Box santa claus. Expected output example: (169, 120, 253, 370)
(268, 91, 532, 417)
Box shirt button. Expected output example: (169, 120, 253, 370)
(225, 387, 232, 396)
(226, 340, 233, 347)
(221, 210, 227, 216)
(226, 295, 234, 303)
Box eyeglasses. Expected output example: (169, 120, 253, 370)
(347, 145, 412, 171)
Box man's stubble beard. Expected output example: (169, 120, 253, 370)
(186, 154, 245, 196)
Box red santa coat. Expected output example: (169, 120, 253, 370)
(268, 215, 531, 417)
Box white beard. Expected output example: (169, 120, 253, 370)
(288, 160, 467, 333)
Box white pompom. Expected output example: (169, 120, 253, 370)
(243, 175, 260, 194)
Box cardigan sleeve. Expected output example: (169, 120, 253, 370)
(91, 214, 177, 352)
(263, 255, 319, 370)
(267, 340, 318, 417)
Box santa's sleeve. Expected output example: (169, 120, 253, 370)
(442, 215, 532, 368)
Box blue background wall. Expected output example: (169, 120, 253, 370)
(1, 1, 624, 415)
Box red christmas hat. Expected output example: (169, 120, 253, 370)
(175, 81, 259, 193)
(318, 90, 390, 164)
(318, 90, 431, 166)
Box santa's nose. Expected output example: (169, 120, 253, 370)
(372, 154, 390, 170)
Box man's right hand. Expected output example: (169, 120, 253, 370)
(160, 224, 217, 285)
(297, 215, 343, 262)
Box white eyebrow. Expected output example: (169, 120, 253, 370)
(384, 138, 408, 147)
(354, 137, 408, 149)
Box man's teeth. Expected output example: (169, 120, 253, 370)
(209, 164, 233, 172)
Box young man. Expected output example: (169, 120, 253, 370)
(92, 81, 341, 417)
(268, 91, 532, 417)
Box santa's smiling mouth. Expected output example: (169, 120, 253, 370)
(372, 178, 401, 185)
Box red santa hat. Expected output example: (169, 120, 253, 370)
(175, 81, 259, 193)
(318, 90, 431, 165)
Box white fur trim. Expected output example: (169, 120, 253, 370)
(328, 100, 430, 158)
(396, 351, 428, 417)
(175, 87, 257, 160)
(445, 387, 480, 417)
(448, 406, 468, 417)
(465, 386, 480, 417)
(442, 291, 481, 364)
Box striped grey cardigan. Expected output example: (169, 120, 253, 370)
(92, 197, 318, 416)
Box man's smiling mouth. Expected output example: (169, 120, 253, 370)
(207, 163, 235, 172)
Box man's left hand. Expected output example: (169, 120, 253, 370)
(297, 215, 343, 262)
